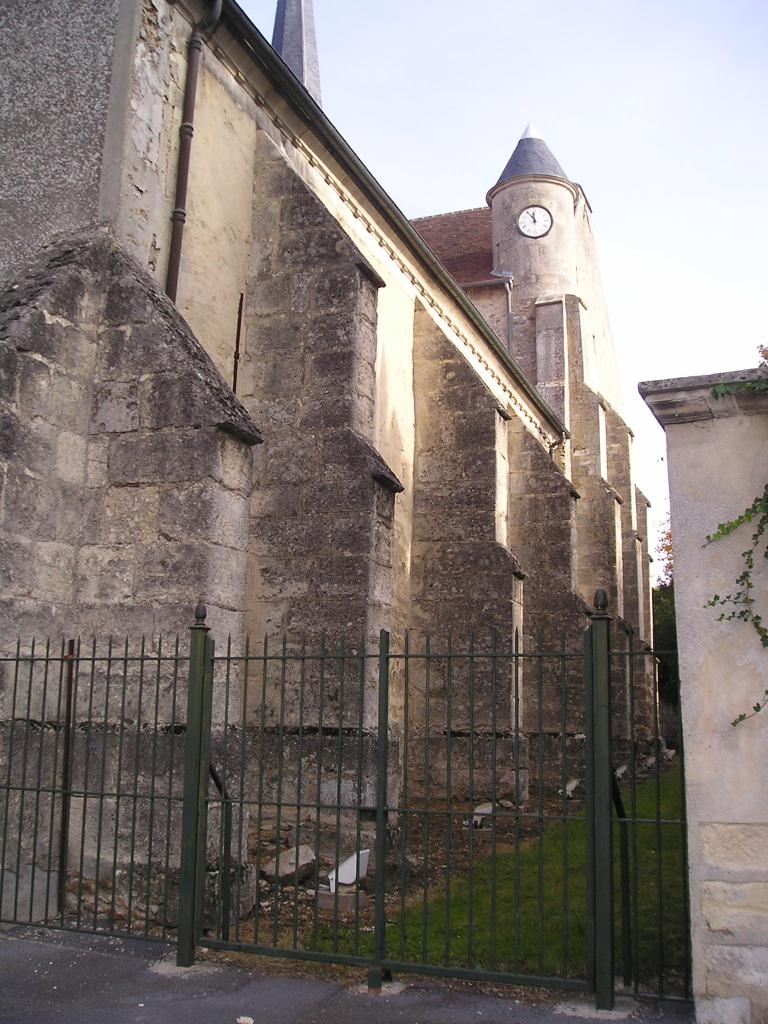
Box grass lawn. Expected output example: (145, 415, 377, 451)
(312, 770, 689, 995)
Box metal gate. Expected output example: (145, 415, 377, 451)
(0, 594, 689, 1008)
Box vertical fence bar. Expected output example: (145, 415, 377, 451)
(421, 634, 431, 964)
(218, 634, 233, 942)
(536, 631, 545, 976)
(234, 634, 250, 945)
(57, 639, 76, 917)
(161, 636, 181, 940)
(368, 629, 390, 991)
(126, 636, 147, 932)
(467, 633, 475, 968)
(310, 636, 326, 949)
(586, 589, 614, 1010)
(13, 638, 37, 923)
(398, 633, 409, 960)
(0, 639, 22, 922)
(444, 632, 453, 967)
(652, 652, 665, 996)
(270, 636, 287, 946)
(612, 771, 632, 988)
(43, 639, 68, 925)
(109, 638, 130, 928)
(354, 638, 366, 956)
(74, 638, 98, 930)
(292, 636, 307, 951)
(194, 631, 215, 944)
(254, 636, 270, 946)
(490, 631, 498, 970)
(560, 630, 569, 977)
(676, 654, 692, 1000)
(617, 627, 633, 988)
(627, 629, 640, 997)
(177, 603, 211, 967)
(332, 640, 347, 950)
(513, 629, 522, 972)
(93, 637, 114, 931)
(143, 637, 164, 937)
(28, 639, 52, 924)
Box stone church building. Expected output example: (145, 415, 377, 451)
(0, 0, 654, 766)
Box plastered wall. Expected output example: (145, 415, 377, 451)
(643, 374, 768, 1024)
(0, 0, 136, 286)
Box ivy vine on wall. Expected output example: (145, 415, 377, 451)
(705, 346, 768, 726)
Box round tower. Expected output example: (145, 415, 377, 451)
(486, 123, 579, 299)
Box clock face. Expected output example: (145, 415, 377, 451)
(517, 205, 553, 238)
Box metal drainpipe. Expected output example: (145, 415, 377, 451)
(165, 0, 223, 302)
(504, 277, 514, 353)
(490, 268, 515, 354)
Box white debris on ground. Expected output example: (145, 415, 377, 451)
(328, 849, 370, 893)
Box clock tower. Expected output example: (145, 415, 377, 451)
(485, 122, 642, 625)
(413, 121, 654, 739)
(487, 122, 579, 301)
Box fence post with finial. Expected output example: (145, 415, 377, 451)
(586, 588, 614, 1010)
(177, 601, 212, 966)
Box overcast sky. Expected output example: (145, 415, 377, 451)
(240, 0, 768, 556)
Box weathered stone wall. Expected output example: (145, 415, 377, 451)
(411, 305, 524, 645)
(506, 415, 590, 738)
(606, 409, 640, 626)
(642, 370, 768, 1024)
(0, 232, 260, 644)
(572, 197, 625, 416)
(373, 285, 417, 642)
(241, 133, 400, 652)
(408, 305, 527, 801)
(563, 296, 624, 616)
(604, 409, 656, 738)
(0, 233, 261, 925)
(233, 133, 402, 787)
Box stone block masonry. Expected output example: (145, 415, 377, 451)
(0, 230, 262, 930)
(240, 133, 402, 739)
(0, 230, 261, 645)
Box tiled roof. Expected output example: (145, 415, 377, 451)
(412, 207, 493, 286)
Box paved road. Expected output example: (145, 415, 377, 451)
(0, 929, 692, 1024)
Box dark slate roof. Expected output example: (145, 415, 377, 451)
(493, 136, 568, 189)
(272, 0, 322, 105)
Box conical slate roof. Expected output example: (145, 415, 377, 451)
(492, 123, 568, 190)
(272, 0, 322, 105)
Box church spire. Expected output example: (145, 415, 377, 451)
(491, 123, 568, 193)
(272, 0, 322, 105)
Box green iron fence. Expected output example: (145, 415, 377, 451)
(0, 595, 689, 1008)
(0, 635, 188, 941)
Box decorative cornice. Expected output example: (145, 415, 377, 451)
(486, 173, 579, 207)
(639, 368, 768, 427)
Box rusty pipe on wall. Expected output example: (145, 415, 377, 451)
(165, 0, 223, 302)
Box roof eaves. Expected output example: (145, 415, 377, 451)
(220, 1, 566, 440)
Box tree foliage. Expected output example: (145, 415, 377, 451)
(652, 519, 678, 705)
